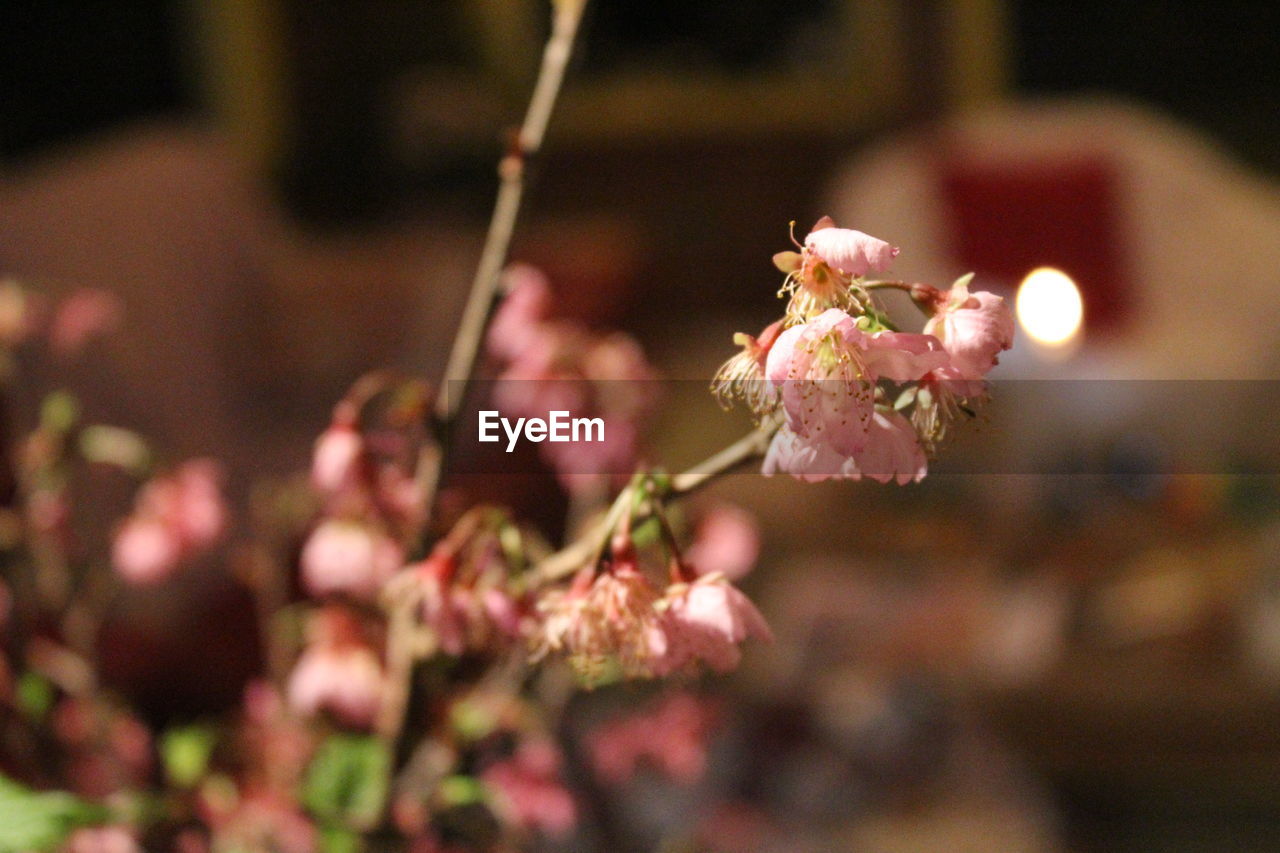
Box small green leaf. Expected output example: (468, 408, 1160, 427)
(303, 735, 391, 832)
(629, 516, 662, 548)
(438, 775, 487, 808)
(16, 673, 54, 722)
(162, 725, 217, 788)
(319, 827, 362, 853)
(39, 392, 80, 434)
(951, 272, 976, 291)
(0, 774, 107, 852)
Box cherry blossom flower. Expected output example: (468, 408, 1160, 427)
(111, 459, 227, 585)
(49, 288, 122, 355)
(534, 562, 666, 679)
(481, 739, 577, 838)
(711, 320, 784, 416)
(685, 505, 759, 581)
(310, 424, 364, 495)
(654, 573, 773, 675)
(922, 276, 1015, 379)
(587, 692, 720, 785)
(486, 263, 553, 363)
(803, 221, 899, 278)
(65, 826, 142, 853)
(112, 516, 184, 584)
(766, 308, 947, 455)
(287, 641, 384, 727)
(763, 408, 927, 485)
(299, 519, 403, 600)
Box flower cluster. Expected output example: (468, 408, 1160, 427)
(534, 495, 771, 682)
(587, 691, 721, 785)
(714, 218, 1014, 482)
(111, 459, 226, 584)
(486, 264, 658, 493)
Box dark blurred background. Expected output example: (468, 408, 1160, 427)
(4, 2, 1280, 850)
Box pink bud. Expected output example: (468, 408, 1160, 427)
(112, 516, 183, 584)
(311, 425, 364, 494)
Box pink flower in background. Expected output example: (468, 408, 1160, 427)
(486, 263, 552, 363)
(287, 640, 384, 727)
(49, 288, 122, 355)
(587, 692, 720, 785)
(803, 221, 899, 278)
(311, 424, 364, 494)
(923, 278, 1015, 379)
(766, 309, 947, 454)
(112, 516, 183, 584)
(111, 459, 226, 585)
(300, 519, 403, 600)
(482, 739, 577, 838)
(65, 826, 142, 853)
(686, 505, 759, 581)
(655, 574, 772, 675)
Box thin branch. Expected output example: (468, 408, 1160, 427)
(531, 418, 780, 586)
(432, 0, 586, 430)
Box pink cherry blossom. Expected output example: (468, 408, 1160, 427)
(686, 505, 759, 581)
(766, 309, 947, 455)
(486, 263, 552, 363)
(65, 826, 142, 853)
(49, 288, 122, 355)
(110, 460, 226, 584)
(763, 409, 927, 485)
(311, 424, 364, 494)
(286, 641, 384, 727)
(654, 574, 772, 675)
(112, 516, 184, 584)
(923, 280, 1015, 379)
(481, 739, 577, 838)
(587, 692, 719, 785)
(299, 519, 404, 600)
(535, 562, 666, 679)
(803, 223, 899, 278)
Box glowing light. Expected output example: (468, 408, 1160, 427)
(1017, 267, 1083, 347)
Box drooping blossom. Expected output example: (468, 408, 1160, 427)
(481, 739, 577, 838)
(286, 609, 384, 727)
(711, 320, 784, 417)
(403, 545, 529, 657)
(587, 692, 720, 785)
(299, 518, 403, 600)
(763, 409, 927, 485)
(778, 218, 899, 321)
(111, 459, 227, 585)
(765, 308, 947, 455)
(653, 573, 773, 675)
(685, 504, 759, 582)
(921, 276, 1015, 379)
(534, 562, 666, 680)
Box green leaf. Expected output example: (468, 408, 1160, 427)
(629, 516, 662, 549)
(951, 271, 976, 291)
(438, 775, 487, 808)
(303, 735, 391, 832)
(0, 775, 107, 852)
(39, 391, 80, 434)
(16, 672, 54, 722)
(319, 827, 362, 853)
(162, 724, 217, 788)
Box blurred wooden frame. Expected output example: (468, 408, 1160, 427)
(192, 0, 1008, 171)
